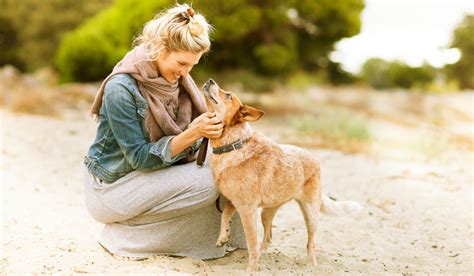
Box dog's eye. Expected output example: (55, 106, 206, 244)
(225, 93, 233, 100)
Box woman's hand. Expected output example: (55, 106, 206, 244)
(188, 112, 223, 139)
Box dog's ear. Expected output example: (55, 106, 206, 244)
(238, 105, 265, 123)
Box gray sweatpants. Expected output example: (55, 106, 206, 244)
(83, 161, 246, 259)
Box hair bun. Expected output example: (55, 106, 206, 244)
(186, 8, 195, 17)
(189, 20, 205, 36)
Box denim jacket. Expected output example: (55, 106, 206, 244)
(85, 74, 202, 183)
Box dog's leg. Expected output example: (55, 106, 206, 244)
(216, 201, 236, 247)
(260, 206, 280, 253)
(238, 207, 259, 272)
(297, 200, 319, 266)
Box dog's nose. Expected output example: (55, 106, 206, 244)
(206, 78, 216, 85)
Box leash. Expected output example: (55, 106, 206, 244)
(196, 137, 208, 166)
(196, 138, 223, 212)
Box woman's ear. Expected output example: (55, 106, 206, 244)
(158, 48, 170, 60)
(239, 105, 265, 122)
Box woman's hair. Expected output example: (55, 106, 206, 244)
(134, 3, 212, 59)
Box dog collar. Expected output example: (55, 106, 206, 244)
(212, 138, 250, 155)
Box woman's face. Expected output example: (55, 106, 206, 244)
(156, 50, 202, 84)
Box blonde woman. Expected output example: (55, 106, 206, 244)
(83, 4, 246, 260)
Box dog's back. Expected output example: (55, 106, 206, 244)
(212, 132, 322, 209)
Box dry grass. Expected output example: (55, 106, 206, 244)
(0, 67, 96, 118)
(10, 88, 59, 117)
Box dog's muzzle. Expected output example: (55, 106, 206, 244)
(202, 78, 218, 104)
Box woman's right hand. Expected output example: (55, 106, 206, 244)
(188, 112, 223, 139)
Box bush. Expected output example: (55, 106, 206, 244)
(360, 58, 391, 89)
(56, 30, 121, 82)
(387, 62, 434, 89)
(361, 58, 435, 90)
(55, 0, 172, 82)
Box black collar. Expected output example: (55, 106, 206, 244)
(212, 138, 250, 155)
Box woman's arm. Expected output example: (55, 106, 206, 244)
(103, 78, 190, 169)
(169, 112, 223, 157)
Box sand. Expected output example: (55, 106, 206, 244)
(1, 106, 472, 274)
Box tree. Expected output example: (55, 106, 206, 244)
(446, 14, 474, 89)
(56, 0, 364, 82)
(0, 0, 112, 71)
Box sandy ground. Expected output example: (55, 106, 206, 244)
(1, 105, 472, 275)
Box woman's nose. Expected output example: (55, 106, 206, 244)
(179, 69, 190, 77)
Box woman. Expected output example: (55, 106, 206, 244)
(83, 3, 246, 260)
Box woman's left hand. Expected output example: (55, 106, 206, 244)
(188, 112, 223, 139)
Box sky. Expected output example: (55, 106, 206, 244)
(331, 0, 474, 74)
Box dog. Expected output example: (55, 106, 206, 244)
(201, 78, 362, 272)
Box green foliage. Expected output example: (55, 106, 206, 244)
(197, 0, 364, 76)
(286, 71, 320, 91)
(360, 58, 391, 89)
(56, 30, 123, 82)
(253, 43, 297, 74)
(56, 0, 173, 82)
(56, 0, 364, 82)
(202, 69, 277, 93)
(0, 0, 112, 72)
(446, 14, 474, 89)
(387, 61, 434, 89)
(361, 58, 435, 90)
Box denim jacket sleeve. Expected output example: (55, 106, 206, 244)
(103, 78, 192, 170)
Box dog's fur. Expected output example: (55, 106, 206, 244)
(202, 79, 362, 272)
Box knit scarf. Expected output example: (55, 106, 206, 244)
(90, 45, 207, 160)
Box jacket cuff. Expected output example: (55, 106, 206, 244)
(190, 137, 203, 154)
(149, 136, 186, 165)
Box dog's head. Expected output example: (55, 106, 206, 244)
(202, 78, 264, 127)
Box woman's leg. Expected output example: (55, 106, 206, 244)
(85, 162, 218, 223)
(83, 162, 246, 259)
(84, 168, 131, 223)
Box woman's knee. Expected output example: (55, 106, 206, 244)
(84, 191, 130, 224)
(183, 165, 219, 203)
(83, 175, 131, 224)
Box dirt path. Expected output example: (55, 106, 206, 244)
(1, 109, 472, 274)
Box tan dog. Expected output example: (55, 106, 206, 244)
(201, 79, 362, 272)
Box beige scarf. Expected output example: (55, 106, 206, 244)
(90, 45, 207, 161)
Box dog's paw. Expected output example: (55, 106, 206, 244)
(216, 236, 229, 247)
(260, 242, 270, 253)
(246, 265, 258, 273)
(307, 255, 318, 266)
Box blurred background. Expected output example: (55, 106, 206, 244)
(0, 0, 472, 157)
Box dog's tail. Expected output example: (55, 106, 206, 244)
(321, 194, 363, 216)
